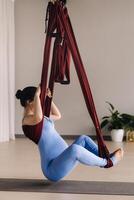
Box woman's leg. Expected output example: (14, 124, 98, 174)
(47, 143, 107, 182)
(72, 135, 117, 158)
(72, 135, 99, 156)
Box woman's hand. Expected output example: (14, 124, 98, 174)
(46, 88, 52, 98)
(35, 85, 52, 98)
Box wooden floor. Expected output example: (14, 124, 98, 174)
(0, 138, 133, 199)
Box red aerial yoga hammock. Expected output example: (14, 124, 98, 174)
(34, 0, 113, 168)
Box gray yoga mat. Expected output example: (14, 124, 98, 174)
(0, 178, 133, 196)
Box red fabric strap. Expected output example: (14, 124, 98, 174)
(34, 1, 113, 168)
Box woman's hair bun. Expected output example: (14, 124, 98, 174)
(15, 89, 23, 100)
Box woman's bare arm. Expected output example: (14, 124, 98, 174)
(23, 87, 61, 125)
(33, 94, 43, 121)
(45, 88, 61, 121)
(31, 87, 61, 122)
(50, 101, 61, 121)
(22, 85, 43, 125)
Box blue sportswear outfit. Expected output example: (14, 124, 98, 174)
(38, 116, 117, 182)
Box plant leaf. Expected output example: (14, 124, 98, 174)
(102, 116, 110, 119)
(101, 119, 109, 129)
(106, 101, 115, 111)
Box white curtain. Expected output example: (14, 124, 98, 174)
(0, 0, 15, 142)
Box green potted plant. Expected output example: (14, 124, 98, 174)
(121, 113, 134, 130)
(121, 113, 134, 142)
(101, 102, 125, 142)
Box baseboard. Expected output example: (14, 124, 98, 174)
(15, 134, 26, 138)
(15, 134, 126, 141)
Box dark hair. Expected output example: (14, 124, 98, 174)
(15, 86, 37, 107)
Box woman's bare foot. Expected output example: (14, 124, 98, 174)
(111, 148, 124, 165)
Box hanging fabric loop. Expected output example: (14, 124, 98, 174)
(34, 0, 113, 168)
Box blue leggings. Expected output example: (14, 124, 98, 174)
(38, 117, 110, 182)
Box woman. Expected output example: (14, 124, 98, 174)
(15, 85, 124, 182)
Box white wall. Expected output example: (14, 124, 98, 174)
(15, 0, 134, 135)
